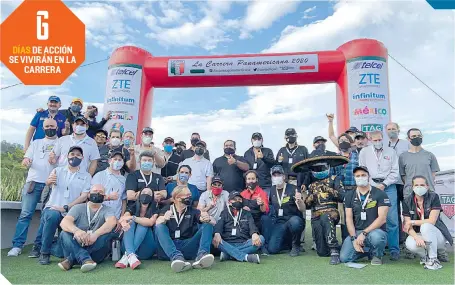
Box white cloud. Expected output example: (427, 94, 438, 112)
(303, 5, 316, 19)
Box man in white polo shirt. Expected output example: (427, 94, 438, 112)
(8, 118, 59, 257)
(180, 140, 213, 195)
(50, 116, 100, 176)
(134, 127, 166, 175)
(91, 151, 127, 220)
(30, 146, 91, 265)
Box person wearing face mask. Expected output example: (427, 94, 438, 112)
(29, 146, 92, 264)
(293, 152, 347, 265)
(244, 132, 276, 196)
(340, 166, 390, 265)
(94, 129, 133, 176)
(8, 119, 60, 257)
(198, 176, 230, 221)
(57, 184, 117, 272)
(180, 140, 214, 195)
(327, 113, 359, 148)
(25, 96, 66, 152)
(359, 131, 400, 260)
(276, 128, 309, 187)
(174, 141, 186, 159)
(155, 186, 216, 273)
(115, 188, 159, 269)
(399, 128, 440, 198)
(83, 105, 111, 138)
(134, 127, 166, 175)
(181, 132, 211, 160)
(164, 165, 200, 208)
(264, 166, 305, 257)
(213, 140, 250, 193)
(161, 137, 181, 184)
(212, 191, 264, 264)
(60, 98, 84, 136)
(125, 151, 167, 211)
(403, 176, 451, 270)
(353, 131, 368, 155)
(91, 152, 127, 220)
(49, 116, 100, 176)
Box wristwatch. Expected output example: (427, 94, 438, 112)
(361, 231, 368, 237)
(132, 215, 137, 222)
(411, 220, 416, 226)
(63, 205, 69, 213)
(350, 236, 356, 241)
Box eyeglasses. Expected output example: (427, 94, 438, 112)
(96, 135, 107, 139)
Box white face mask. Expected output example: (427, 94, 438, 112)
(110, 138, 121, 147)
(111, 160, 124, 171)
(142, 136, 152, 145)
(74, 125, 87, 135)
(252, 140, 262, 148)
(272, 176, 284, 186)
(373, 141, 383, 150)
(355, 177, 369, 187)
(413, 186, 428, 196)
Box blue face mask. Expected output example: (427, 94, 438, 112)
(164, 144, 173, 153)
(178, 173, 189, 183)
(70, 104, 82, 112)
(141, 161, 153, 171)
(123, 139, 131, 148)
(312, 169, 330, 180)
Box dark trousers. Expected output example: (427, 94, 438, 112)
(60, 231, 112, 264)
(265, 216, 305, 254)
(312, 213, 340, 257)
(396, 184, 406, 244)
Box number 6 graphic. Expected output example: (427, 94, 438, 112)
(37, 11, 49, 40)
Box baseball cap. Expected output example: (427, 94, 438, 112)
(195, 140, 206, 147)
(164, 137, 174, 143)
(175, 141, 186, 147)
(72, 98, 83, 105)
(95, 129, 108, 138)
(251, 132, 263, 139)
(313, 136, 327, 144)
(68, 146, 83, 155)
(271, 165, 285, 175)
(142, 127, 154, 134)
(212, 176, 224, 185)
(228, 191, 242, 200)
(110, 151, 124, 159)
(74, 116, 88, 124)
(285, 128, 297, 136)
(345, 126, 359, 133)
(355, 131, 367, 139)
(353, 166, 369, 175)
(48, 96, 61, 103)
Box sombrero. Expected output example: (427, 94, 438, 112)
(291, 149, 350, 173)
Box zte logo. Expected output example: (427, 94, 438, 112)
(352, 61, 383, 70)
(359, 73, 380, 85)
(112, 79, 131, 89)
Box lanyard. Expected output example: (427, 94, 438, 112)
(357, 190, 371, 211)
(286, 146, 298, 157)
(388, 139, 399, 150)
(65, 169, 78, 188)
(87, 204, 103, 227)
(71, 134, 89, 146)
(171, 205, 187, 228)
(275, 184, 287, 208)
(140, 170, 153, 187)
(414, 196, 425, 220)
(228, 208, 243, 227)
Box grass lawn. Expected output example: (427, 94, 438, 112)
(1, 227, 454, 285)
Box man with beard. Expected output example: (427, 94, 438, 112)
(84, 105, 111, 138)
(161, 137, 182, 184)
(353, 131, 368, 155)
(182, 133, 210, 160)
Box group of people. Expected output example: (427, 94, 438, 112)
(6, 95, 452, 273)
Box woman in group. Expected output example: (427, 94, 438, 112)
(403, 176, 452, 270)
(115, 188, 158, 270)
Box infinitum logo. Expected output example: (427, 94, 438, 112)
(107, 97, 135, 106)
(352, 61, 383, 70)
(352, 92, 386, 101)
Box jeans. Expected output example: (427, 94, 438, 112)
(34, 208, 63, 254)
(259, 214, 273, 248)
(155, 223, 214, 261)
(266, 216, 304, 254)
(122, 221, 156, 260)
(218, 236, 265, 261)
(60, 231, 112, 264)
(311, 213, 340, 257)
(384, 184, 400, 254)
(340, 229, 387, 262)
(396, 184, 406, 244)
(405, 223, 447, 259)
(12, 182, 45, 248)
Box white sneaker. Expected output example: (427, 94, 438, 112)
(171, 259, 192, 273)
(424, 258, 443, 270)
(115, 254, 129, 269)
(127, 253, 141, 270)
(420, 256, 428, 265)
(7, 247, 22, 257)
(192, 253, 214, 269)
(80, 261, 97, 273)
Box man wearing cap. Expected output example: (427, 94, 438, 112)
(212, 191, 263, 264)
(244, 132, 276, 195)
(25, 96, 66, 151)
(213, 140, 250, 193)
(198, 176, 230, 221)
(134, 127, 166, 175)
(359, 130, 400, 260)
(276, 128, 309, 187)
(30, 146, 92, 265)
(182, 133, 210, 160)
(84, 105, 111, 138)
(327, 113, 358, 149)
(95, 129, 133, 176)
(161, 137, 181, 183)
(353, 131, 368, 155)
(49, 116, 100, 176)
(60, 98, 84, 136)
(180, 140, 214, 195)
(174, 141, 186, 160)
(164, 165, 200, 208)
(340, 166, 390, 265)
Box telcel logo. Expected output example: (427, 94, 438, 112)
(111, 68, 138, 76)
(359, 73, 380, 85)
(107, 97, 135, 105)
(362, 124, 383, 132)
(352, 61, 383, 70)
(112, 79, 131, 89)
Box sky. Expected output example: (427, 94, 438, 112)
(0, 0, 454, 171)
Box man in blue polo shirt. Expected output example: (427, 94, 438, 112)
(25, 96, 66, 151)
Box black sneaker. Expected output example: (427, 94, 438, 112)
(330, 250, 341, 265)
(28, 247, 40, 258)
(246, 254, 260, 264)
(39, 253, 50, 265)
(289, 246, 301, 257)
(437, 250, 449, 262)
(260, 247, 269, 256)
(390, 252, 400, 261)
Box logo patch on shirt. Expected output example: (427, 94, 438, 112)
(383, 156, 391, 160)
(366, 200, 377, 209)
(409, 210, 415, 214)
(184, 215, 191, 219)
(138, 179, 145, 183)
(383, 198, 390, 204)
(282, 197, 291, 204)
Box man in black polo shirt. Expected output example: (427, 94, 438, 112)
(161, 137, 181, 184)
(155, 186, 215, 273)
(212, 191, 263, 264)
(213, 140, 250, 192)
(340, 166, 390, 265)
(182, 133, 210, 160)
(244, 132, 275, 195)
(276, 128, 309, 186)
(174, 141, 186, 160)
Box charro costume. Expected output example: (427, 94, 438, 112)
(292, 150, 349, 265)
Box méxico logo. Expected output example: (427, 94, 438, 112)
(170, 60, 185, 76)
(440, 194, 454, 219)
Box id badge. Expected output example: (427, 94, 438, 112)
(64, 188, 70, 198)
(361, 212, 367, 221)
(278, 209, 284, 217)
(231, 229, 237, 236)
(253, 163, 257, 169)
(288, 158, 293, 164)
(175, 230, 181, 239)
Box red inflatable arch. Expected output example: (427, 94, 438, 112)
(103, 39, 391, 143)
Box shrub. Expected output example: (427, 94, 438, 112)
(1, 141, 27, 201)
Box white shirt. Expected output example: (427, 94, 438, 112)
(91, 168, 126, 219)
(25, 138, 58, 183)
(45, 166, 91, 210)
(53, 134, 100, 172)
(198, 190, 229, 221)
(180, 156, 214, 191)
(134, 144, 165, 174)
(359, 145, 399, 187)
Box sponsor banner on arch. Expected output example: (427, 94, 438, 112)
(103, 63, 143, 135)
(346, 56, 390, 137)
(434, 171, 455, 237)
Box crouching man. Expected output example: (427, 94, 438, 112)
(212, 191, 264, 264)
(58, 184, 117, 272)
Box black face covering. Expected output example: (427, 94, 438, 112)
(139, 194, 153, 205)
(68, 157, 82, 167)
(89, 193, 104, 203)
(410, 137, 423, 147)
(247, 182, 257, 190)
(195, 147, 205, 156)
(191, 138, 199, 146)
(44, 128, 57, 137)
(231, 201, 243, 209)
(287, 136, 297, 144)
(316, 143, 326, 152)
(224, 147, 235, 155)
(176, 147, 184, 154)
(339, 141, 351, 152)
(181, 197, 191, 205)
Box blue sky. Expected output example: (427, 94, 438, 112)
(1, 0, 454, 170)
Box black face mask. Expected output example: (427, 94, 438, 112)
(89, 193, 104, 203)
(176, 147, 184, 154)
(247, 182, 257, 190)
(231, 201, 243, 209)
(44, 128, 57, 137)
(68, 157, 82, 167)
(181, 197, 191, 205)
(139, 194, 153, 205)
(316, 143, 326, 152)
(287, 136, 297, 144)
(224, 147, 235, 155)
(410, 137, 422, 147)
(195, 147, 204, 156)
(339, 141, 351, 152)
(190, 138, 199, 146)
